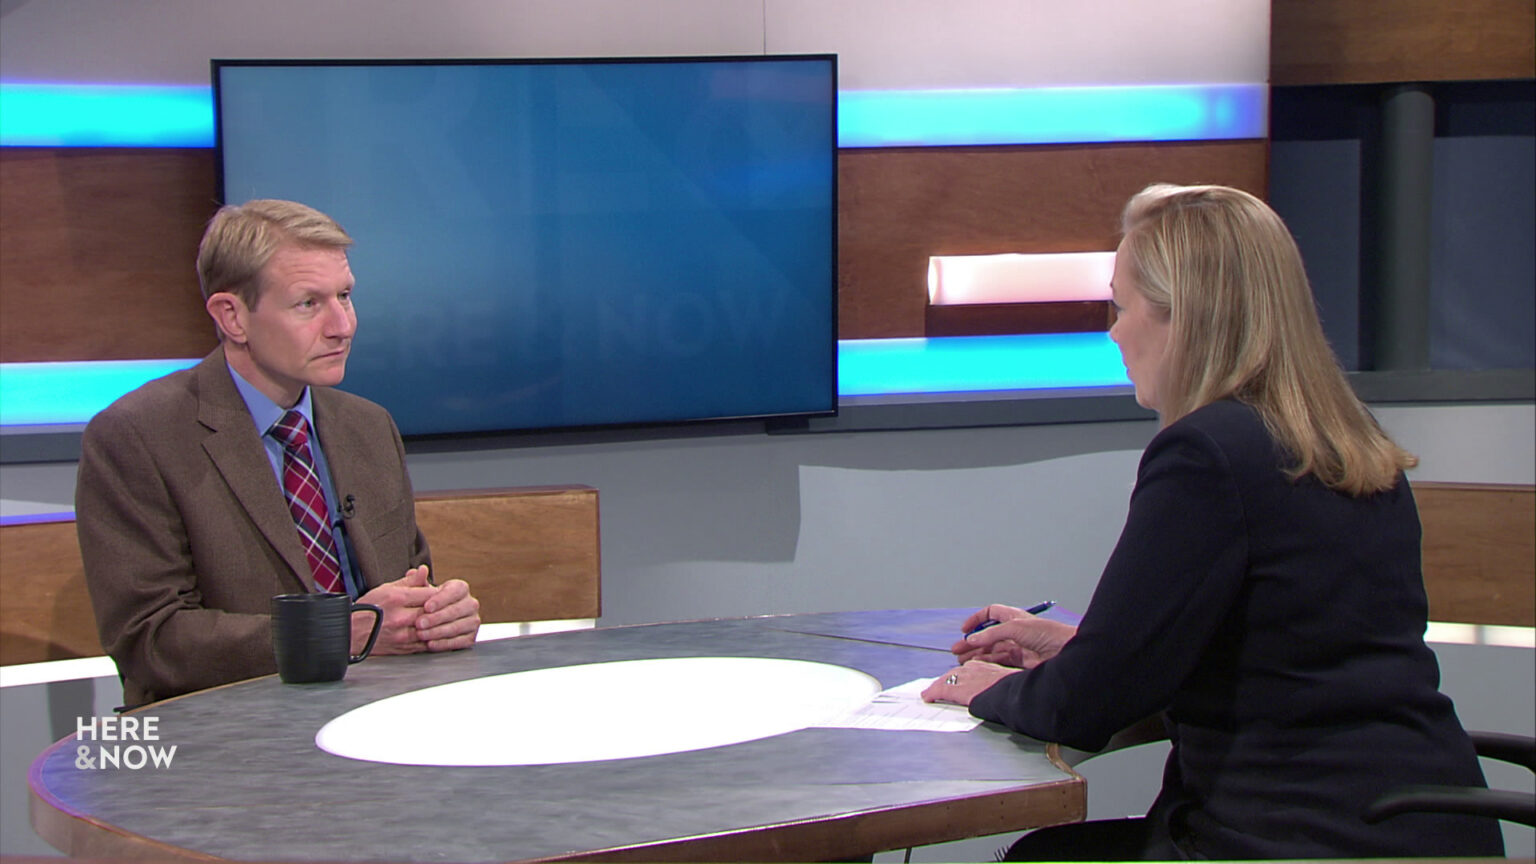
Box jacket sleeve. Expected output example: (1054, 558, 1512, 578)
(75, 407, 278, 704)
(969, 421, 1250, 751)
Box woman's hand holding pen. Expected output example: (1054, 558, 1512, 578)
(924, 602, 1080, 707)
(949, 603, 1078, 668)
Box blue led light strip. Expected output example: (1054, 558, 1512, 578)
(0, 359, 200, 426)
(0, 336, 1128, 427)
(839, 333, 1128, 397)
(0, 83, 214, 147)
(839, 83, 1267, 147)
(0, 82, 1264, 149)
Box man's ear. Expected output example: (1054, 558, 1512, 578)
(205, 292, 248, 344)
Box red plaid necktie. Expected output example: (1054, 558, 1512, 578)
(269, 410, 344, 594)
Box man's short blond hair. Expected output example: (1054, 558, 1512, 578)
(196, 199, 352, 308)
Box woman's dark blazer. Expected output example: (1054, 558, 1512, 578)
(971, 399, 1503, 858)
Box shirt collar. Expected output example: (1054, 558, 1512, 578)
(227, 362, 315, 438)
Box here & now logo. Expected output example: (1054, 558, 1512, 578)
(74, 715, 177, 770)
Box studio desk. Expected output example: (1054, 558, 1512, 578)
(30, 609, 1085, 862)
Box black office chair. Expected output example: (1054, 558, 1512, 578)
(1363, 731, 1536, 827)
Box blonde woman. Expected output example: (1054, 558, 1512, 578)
(924, 185, 1502, 859)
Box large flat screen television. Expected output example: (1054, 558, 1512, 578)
(213, 55, 837, 438)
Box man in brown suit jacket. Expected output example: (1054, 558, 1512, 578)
(76, 200, 480, 708)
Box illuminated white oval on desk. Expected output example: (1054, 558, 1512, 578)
(315, 657, 882, 766)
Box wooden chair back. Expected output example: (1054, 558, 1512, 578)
(0, 485, 601, 666)
(1415, 481, 1534, 627)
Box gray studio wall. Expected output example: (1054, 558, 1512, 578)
(5, 406, 1533, 626)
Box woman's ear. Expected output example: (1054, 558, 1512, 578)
(205, 292, 248, 344)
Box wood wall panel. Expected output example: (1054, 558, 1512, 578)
(414, 485, 601, 624)
(1272, 0, 1536, 86)
(1415, 481, 1535, 628)
(0, 516, 98, 664)
(1, 140, 1265, 356)
(0, 147, 219, 362)
(838, 141, 1269, 339)
(925, 301, 1113, 338)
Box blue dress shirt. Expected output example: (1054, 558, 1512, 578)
(227, 365, 363, 598)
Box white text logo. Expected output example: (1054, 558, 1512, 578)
(74, 716, 177, 770)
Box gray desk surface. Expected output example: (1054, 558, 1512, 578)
(30, 609, 1084, 862)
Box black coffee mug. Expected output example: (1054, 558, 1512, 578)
(271, 593, 383, 684)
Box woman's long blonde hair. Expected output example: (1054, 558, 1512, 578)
(1119, 184, 1416, 496)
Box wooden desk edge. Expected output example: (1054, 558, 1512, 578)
(29, 729, 1084, 863)
(27, 671, 295, 860)
(525, 772, 1085, 863)
(28, 734, 220, 861)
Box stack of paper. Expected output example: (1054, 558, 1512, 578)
(816, 677, 982, 732)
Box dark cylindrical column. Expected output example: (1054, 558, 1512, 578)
(1370, 84, 1434, 370)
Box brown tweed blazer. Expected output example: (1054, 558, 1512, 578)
(75, 346, 430, 707)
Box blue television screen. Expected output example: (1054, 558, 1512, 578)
(214, 56, 837, 437)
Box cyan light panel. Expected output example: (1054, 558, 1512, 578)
(839, 83, 1266, 148)
(839, 333, 1130, 397)
(0, 83, 213, 147)
(1, 81, 1265, 149)
(0, 336, 1131, 425)
(0, 359, 199, 426)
